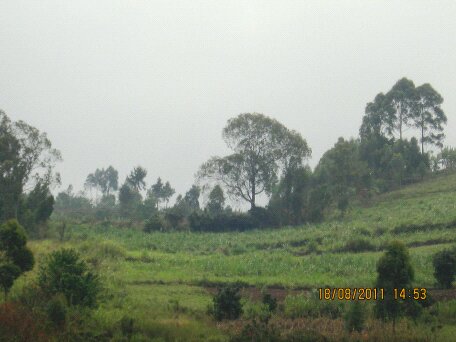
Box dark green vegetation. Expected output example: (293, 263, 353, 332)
(1, 78, 456, 340)
(0, 220, 34, 301)
(0, 172, 453, 341)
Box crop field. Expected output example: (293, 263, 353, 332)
(11, 172, 456, 341)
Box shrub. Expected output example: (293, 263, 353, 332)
(95, 240, 126, 259)
(344, 301, 365, 332)
(262, 293, 277, 313)
(144, 214, 165, 233)
(432, 247, 456, 288)
(0, 219, 34, 300)
(189, 212, 255, 232)
(46, 294, 67, 327)
(212, 285, 243, 321)
(38, 248, 100, 307)
(242, 301, 272, 323)
(0, 219, 35, 272)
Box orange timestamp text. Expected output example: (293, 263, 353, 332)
(319, 287, 384, 301)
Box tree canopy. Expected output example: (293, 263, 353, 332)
(198, 113, 311, 209)
(0, 110, 61, 221)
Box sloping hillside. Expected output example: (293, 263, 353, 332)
(10, 172, 456, 341)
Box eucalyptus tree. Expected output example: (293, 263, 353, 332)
(198, 113, 311, 209)
(0, 110, 61, 221)
(84, 166, 118, 197)
(126, 166, 147, 192)
(151, 177, 175, 209)
(413, 83, 446, 153)
(206, 185, 225, 214)
(386, 78, 416, 141)
(359, 93, 395, 139)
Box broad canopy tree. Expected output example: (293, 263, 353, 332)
(198, 113, 311, 209)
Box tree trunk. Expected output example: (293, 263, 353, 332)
(251, 189, 256, 210)
(421, 123, 424, 154)
(251, 178, 256, 210)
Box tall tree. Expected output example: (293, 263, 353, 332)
(206, 185, 225, 214)
(268, 165, 312, 225)
(360, 93, 395, 139)
(0, 111, 61, 221)
(85, 166, 119, 197)
(118, 181, 141, 217)
(386, 78, 416, 141)
(126, 166, 147, 192)
(314, 138, 370, 214)
(413, 83, 446, 154)
(375, 241, 414, 332)
(151, 178, 175, 209)
(198, 113, 311, 209)
(183, 185, 200, 211)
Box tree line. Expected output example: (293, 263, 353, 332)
(1, 77, 454, 234)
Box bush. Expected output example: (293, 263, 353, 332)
(95, 240, 126, 259)
(46, 294, 67, 328)
(0, 219, 34, 300)
(211, 285, 243, 321)
(249, 206, 278, 228)
(143, 214, 165, 233)
(189, 212, 255, 232)
(351, 238, 376, 251)
(242, 301, 272, 323)
(433, 247, 456, 288)
(38, 248, 100, 307)
(344, 301, 365, 332)
(340, 238, 376, 253)
(262, 293, 278, 312)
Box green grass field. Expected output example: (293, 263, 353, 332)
(10, 172, 456, 341)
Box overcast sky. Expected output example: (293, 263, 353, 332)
(1, 1, 455, 208)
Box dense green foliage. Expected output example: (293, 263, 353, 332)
(211, 285, 243, 321)
(198, 113, 311, 209)
(0, 111, 60, 236)
(38, 248, 100, 307)
(433, 247, 456, 288)
(0, 219, 34, 300)
(375, 242, 414, 328)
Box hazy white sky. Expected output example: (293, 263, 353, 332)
(1, 1, 455, 207)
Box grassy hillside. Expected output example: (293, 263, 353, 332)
(11, 172, 456, 341)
